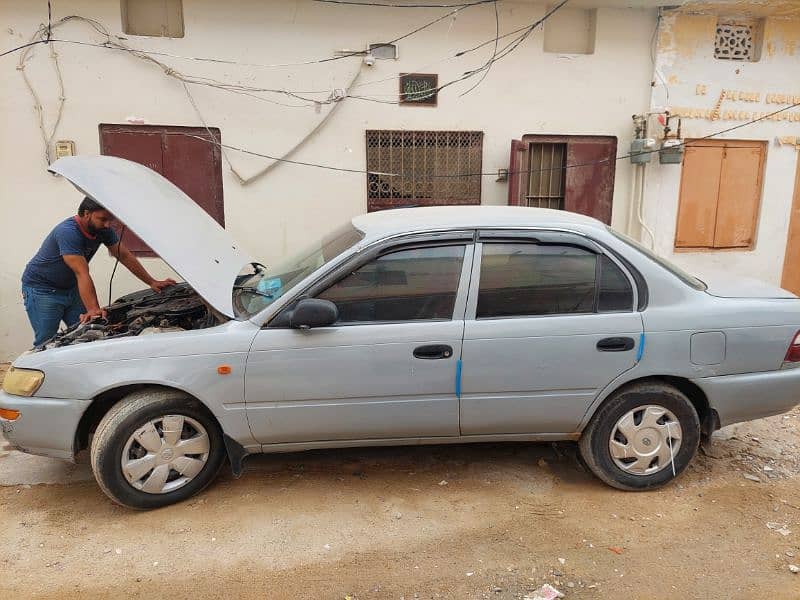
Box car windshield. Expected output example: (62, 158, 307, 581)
(233, 223, 365, 318)
(608, 228, 707, 291)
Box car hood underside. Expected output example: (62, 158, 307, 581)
(48, 155, 255, 318)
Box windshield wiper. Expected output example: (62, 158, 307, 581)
(232, 285, 275, 299)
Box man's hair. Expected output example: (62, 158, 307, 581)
(77, 197, 105, 216)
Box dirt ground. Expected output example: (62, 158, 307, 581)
(2, 362, 800, 599)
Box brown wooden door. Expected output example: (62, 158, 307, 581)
(781, 154, 800, 294)
(99, 124, 224, 256)
(563, 138, 617, 225)
(508, 135, 617, 224)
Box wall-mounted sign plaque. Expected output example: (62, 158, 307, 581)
(399, 73, 438, 106)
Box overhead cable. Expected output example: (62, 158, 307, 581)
(458, 0, 499, 97)
(348, 0, 570, 103)
(167, 101, 800, 178)
(0, 39, 50, 58)
(13, 4, 472, 69)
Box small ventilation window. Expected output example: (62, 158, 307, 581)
(714, 19, 763, 62)
(121, 0, 185, 38)
(369, 43, 398, 60)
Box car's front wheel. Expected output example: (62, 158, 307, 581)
(578, 381, 701, 491)
(90, 389, 225, 509)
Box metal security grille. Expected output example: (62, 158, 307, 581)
(526, 143, 567, 209)
(366, 130, 483, 211)
(715, 23, 754, 61)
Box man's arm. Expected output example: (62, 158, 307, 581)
(62, 255, 105, 322)
(108, 242, 176, 292)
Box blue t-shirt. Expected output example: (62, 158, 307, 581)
(22, 217, 119, 290)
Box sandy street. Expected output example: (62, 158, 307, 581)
(1, 361, 799, 599)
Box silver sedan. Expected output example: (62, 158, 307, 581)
(2, 156, 799, 509)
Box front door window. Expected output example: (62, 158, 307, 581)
(318, 245, 466, 323)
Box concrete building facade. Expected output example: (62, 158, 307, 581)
(1, 0, 799, 360)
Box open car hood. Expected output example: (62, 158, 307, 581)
(49, 155, 254, 318)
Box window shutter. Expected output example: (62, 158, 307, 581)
(675, 145, 724, 248)
(713, 145, 764, 248)
(675, 141, 764, 250)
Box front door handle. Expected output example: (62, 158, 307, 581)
(413, 344, 454, 359)
(596, 337, 635, 352)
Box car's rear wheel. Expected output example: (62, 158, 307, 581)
(90, 389, 225, 509)
(578, 382, 700, 491)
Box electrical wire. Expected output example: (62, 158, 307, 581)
(650, 10, 669, 105)
(12, 7, 800, 179)
(12, 4, 544, 106)
(161, 100, 800, 179)
(0, 39, 49, 58)
(108, 225, 126, 306)
(25, 4, 471, 70)
(348, 0, 570, 103)
(46, 0, 52, 42)
(458, 0, 499, 97)
(18, 23, 66, 165)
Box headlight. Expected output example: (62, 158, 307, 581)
(2, 367, 45, 397)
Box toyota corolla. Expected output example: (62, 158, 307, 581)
(2, 155, 799, 509)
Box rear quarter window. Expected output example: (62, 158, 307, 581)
(608, 228, 706, 291)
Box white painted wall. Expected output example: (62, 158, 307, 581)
(643, 10, 800, 285)
(0, 0, 655, 359)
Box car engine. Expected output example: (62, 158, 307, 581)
(39, 283, 221, 350)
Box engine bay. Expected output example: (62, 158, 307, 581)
(39, 283, 221, 350)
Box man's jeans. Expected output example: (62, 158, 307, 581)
(21, 284, 85, 347)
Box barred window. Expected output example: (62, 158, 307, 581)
(526, 143, 567, 210)
(366, 130, 483, 212)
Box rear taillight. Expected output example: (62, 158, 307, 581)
(784, 331, 800, 364)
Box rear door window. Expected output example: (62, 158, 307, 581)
(477, 243, 633, 318)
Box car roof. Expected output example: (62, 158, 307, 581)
(351, 206, 607, 241)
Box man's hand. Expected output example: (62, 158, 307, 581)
(150, 278, 177, 293)
(80, 307, 107, 323)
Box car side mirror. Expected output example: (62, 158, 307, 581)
(289, 298, 338, 329)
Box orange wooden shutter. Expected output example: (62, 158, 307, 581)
(781, 154, 800, 294)
(713, 144, 765, 248)
(675, 145, 724, 248)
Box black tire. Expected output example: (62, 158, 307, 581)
(578, 381, 700, 491)
(90, 389, 225, 509)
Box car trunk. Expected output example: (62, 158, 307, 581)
(702, 275, 798, 299)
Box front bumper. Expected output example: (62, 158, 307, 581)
(693, 368, 800, 428)
(0, 390, 90, 460)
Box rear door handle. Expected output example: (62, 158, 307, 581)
(596, 337, 635, 352)
(413, 344, 454, 359)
